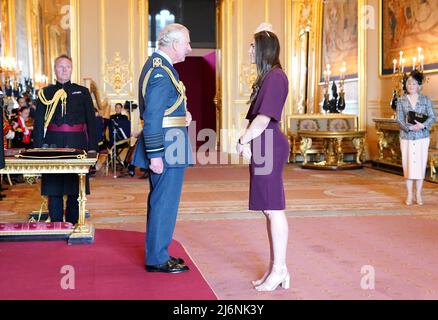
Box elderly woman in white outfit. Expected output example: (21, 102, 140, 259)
(396, 70, 436, 205)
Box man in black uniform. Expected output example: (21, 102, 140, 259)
(33, 55, 97, 225)
(110, 103, 129, 122)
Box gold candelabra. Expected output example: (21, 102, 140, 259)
(0, 56, 21, 92)
(322, 62, 347, 113)
(390, 47, 426, 116)
(34, 74, 49, 89)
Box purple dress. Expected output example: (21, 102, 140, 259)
(246, 68, 289, 211)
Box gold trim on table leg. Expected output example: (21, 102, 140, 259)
(353, 137, 365, 165)
(325, 139, 337, 166)
(78, 173, 86, 228)
(376, 130, 385, 161)
(336, 137, 344, 166)
(300, 137, 312, 165)
(69, 173, 95, 243)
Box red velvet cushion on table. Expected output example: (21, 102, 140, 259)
(0, 222, 74, 232)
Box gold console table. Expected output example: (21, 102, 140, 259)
(0, 156, 97, 244)
(299, 130, 366, 170)
(287, 113, 358, 163)
(373, 118, 438, 178)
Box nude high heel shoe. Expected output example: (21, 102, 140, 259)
(252, 270, 270, 287)
(405, 194, 413, 206)
(416, 193, 423, 206)
(252, 263, 273, 286)
(255, 266, 290, 292)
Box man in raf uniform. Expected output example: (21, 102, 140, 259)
(132, 23, 193, 273)
(33, 55, 97, 225)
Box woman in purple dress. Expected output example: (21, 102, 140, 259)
(237, 25, 290, 292)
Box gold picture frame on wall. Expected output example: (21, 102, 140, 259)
(379, 0, 438, 77)
(27, 0, 80, 83)
(0, 0, 15, 58)
(320, 0, 358, 83)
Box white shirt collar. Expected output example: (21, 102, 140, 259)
(156, 50, 173, 65)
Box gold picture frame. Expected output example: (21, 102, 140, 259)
(379, 0, 438, 77)
(27, 0, 80, 83)
(320, 0, 359, 82)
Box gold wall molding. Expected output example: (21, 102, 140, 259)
(1, 0, 16, 57)
(70, 0, 80, 83)
(264, 0, 269, 22)
(139, 0, 148, 65)
(239, 64, 256, 97)
(99, 0, 135, 99)
(99, 0, 105, 93)
(288, 0, 323, 117)
(283, 0, 293, 117)
(358, 0, 368, 130)
(312, 0, 324, 114)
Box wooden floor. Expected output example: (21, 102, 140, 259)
(1, 164, 438, 299)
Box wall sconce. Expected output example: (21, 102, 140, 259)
(34, 74, 49, 89)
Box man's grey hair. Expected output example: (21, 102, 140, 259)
(157, 23, 189, 47)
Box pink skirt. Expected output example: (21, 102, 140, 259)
(400, 138, 430, 180)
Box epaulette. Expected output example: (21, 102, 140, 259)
(153, 57, 163, 68)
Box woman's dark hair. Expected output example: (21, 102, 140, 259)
(409, 69, 424, 85)
(402, 69, 424, 93)
(248, 31, 282, 104)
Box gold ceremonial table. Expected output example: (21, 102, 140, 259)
(0, 155, 97, 244)
(298, 130, 366, 170)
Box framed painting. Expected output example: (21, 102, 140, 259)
(320, 0, 358, 83)
(380, 0, 438, 76)
(0, 0, 17, 62)
(28, 0, 80, 83)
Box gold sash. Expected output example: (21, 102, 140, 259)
(38, 88, 68, 131)
(141, 57, 187, 117)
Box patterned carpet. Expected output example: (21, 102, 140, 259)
(1, 164, 438, 299)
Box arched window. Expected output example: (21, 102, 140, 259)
(148, 0, 216, 56)
(148, 9, 175, 55)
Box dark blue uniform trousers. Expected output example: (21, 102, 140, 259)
(146, 167, 185, 266)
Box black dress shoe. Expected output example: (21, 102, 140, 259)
(170, 256, 185, 265)
(146, 260, 189, 274)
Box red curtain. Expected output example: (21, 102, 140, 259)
(175, 52, 216, 148)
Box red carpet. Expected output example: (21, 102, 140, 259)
(0, 229, 217, 300)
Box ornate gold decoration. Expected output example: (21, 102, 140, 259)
(296, 30, 310, 113)
(104, 52, 132, 95)
(373, 118, 402, 164)
(298, 0, 313, 33)
(298, 130, 366, 169)
(358, 0, 367, 130)
(239, 63, 257, 97)
(300, 137, 313, 165)
(352, 137, 365, 164)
